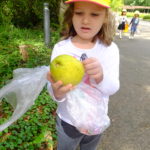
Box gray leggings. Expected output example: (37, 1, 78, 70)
(56, 116, 102, 150)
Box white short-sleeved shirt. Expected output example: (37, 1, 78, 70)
(119, 15, 127, 24)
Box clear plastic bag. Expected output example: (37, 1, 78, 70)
(0, 66, 49, 132)
(66, 82, 110, 135)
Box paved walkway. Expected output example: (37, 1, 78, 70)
(98, 21, 150, 150)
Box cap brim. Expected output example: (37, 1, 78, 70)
(65, 0, 110, 8)
(134, 11, 140, 14)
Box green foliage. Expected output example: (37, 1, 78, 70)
(143, 14, 150, 20)
(0, 0, 61, 28)
(126, 12, 150, 20)
(0, 89, 57, 149)
(110, 0, 123, 11)
(0, 24, 59, 149)
(0, 25, 50, 87)
(0, 1, 13, 25)
(124, 0, 150, 6)
(0, 24, 61, 87)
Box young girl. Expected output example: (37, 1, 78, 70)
(129, 10, 140, 39)
(118, 9, 128, 39)
(47, 0, 120, 150)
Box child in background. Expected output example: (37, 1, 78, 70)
(47, 0, 120, 150)
(118, 9, 128, 39)
(129, 11, 140, 39)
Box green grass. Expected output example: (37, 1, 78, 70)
(0, 89, 57, 150)
(0, 25, 61, 88)
(0, 24, 60, 149)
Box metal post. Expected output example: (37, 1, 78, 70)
(44, 3, 50, 47)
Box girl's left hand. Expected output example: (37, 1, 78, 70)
(82, 58, 103, 84)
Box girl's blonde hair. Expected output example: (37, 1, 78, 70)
(61, 4, 116, 46)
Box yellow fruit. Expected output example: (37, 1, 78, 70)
(50, 55, 85, 85)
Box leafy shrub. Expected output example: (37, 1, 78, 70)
(0, 89, 57, 150)
(0, 0, 61, 29)
(126, 12, 150, 20)
(143, 14, 150, 20)
(0, 25, 60, 149)
(0, 1, 13, 25)
(0, 25, 49, 87)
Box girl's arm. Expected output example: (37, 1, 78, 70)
(83, 44, 120, 96)
(47, 43, 73, 101)
(98, 44, 120, 96)
(129, 18, 133, 25)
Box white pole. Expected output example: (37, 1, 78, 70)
(44, 3, 50, 47)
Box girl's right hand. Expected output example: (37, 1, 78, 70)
(47, 71, 73, 100)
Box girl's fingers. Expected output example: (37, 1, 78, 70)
(86, 68, 100, 75)
(48, 71, 75, 97)
(90, 73, 101, 79)
(83, 58, 100, 70)
(84, 62, 98, 70)
(47, 71, 51, 81)
(52, 80, 63, 90)
(82, 57, 95, 65)
(47, 71, 55, 83)
(59, 84, 73, 93)
(52, 81, 74, 93)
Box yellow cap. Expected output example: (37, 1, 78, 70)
(65, 0, 111, 8)
(134, 10, 140, 15)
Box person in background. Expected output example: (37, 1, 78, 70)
(47, 0, 120, 150)
(118, 9, 128, 39)
(129, 10, 140, 39)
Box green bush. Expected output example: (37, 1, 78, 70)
(0, 89, 57, 150)
(0, 25, 60, 149)
(126, 12, 150, 20)
(0, 25, 50, 87)
(0, 1, 13, 25)
(143, 14, 150, 20)
(0, 24, 60, 86)
(0, 0, 61, 29)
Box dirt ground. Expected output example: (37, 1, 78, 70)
(98, 21, 150, 150)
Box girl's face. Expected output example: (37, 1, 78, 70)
(135, 14, 139, 18)
(122, 11, 126, 16)
(72, 2, 106, 41)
